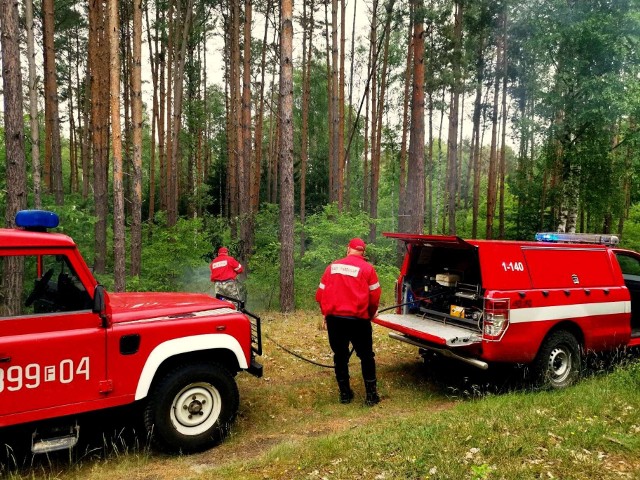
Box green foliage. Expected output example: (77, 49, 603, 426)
(124, 214, 213, 293)
(621, 205, 640, 252)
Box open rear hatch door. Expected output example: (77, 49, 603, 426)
(374, 232, 483, 349)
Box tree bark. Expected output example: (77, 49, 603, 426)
(168, 0, 195, 227)
(278, 0, 295, 313)
(300, 0, 314, 255)
(446, 0, 463, 235)
(240, 0, 253, 261)
(25, 0, 41, 209)
(1, 0, 28, 314)
(89, 0, 110, 273)
(397, 6, 413, 236)
(109, 0, 126, 292)
(486, 43, 502, 239)
(498, 12, 508, 239)
(130, 0, 143, 275)
(43, 0, 64, 204)
(330, 0, 340, 204)
(405, 0, 425, 234)
(145, 5, 159, 225)
(338, 0, 346, 210)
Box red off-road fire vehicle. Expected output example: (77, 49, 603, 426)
(375, 232, 640, 388)
(0, 210, 262, 454)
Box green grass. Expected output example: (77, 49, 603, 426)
(3, 313, 640, 479)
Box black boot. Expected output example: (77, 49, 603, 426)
(364, 380, 380, 406)
(337, 379, 354, 404)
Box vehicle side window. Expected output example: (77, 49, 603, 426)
(616, 254, 640, 279)
(0, 254, 92, 318)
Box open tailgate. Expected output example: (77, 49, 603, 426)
(374, 313, 481, 347)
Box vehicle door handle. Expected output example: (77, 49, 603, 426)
(0, 356, 11, 363)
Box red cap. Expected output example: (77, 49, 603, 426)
(348, 238, 366, 252)
(218, 247, 228, 255)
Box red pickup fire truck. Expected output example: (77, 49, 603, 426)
(375, 232, 640, 389)
(0, 210, 262, 454)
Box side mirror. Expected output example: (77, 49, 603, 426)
(93, 285, 110, 328)
(93, 284, 106, 314)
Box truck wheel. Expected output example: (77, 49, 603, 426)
(533, 331, 582, 389)
(144, 363, 239, 453)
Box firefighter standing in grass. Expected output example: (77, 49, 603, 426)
(316, 238, 381, 406)
(210, 247, 245, 301)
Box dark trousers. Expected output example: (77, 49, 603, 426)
(326, 315, 376, 383)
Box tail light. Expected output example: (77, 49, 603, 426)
(483, 298, 510, 340)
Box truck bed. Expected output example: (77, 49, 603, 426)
(374, 313, 482, 347)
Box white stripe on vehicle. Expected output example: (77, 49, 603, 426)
(509, 301, 630, 324)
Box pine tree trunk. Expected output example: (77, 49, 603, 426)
(471, 40, 484, 238)
(1, 0, 27, 315)
(486, 44, 502, 240)
(498, 12, 508, 239)
(240, 0, 253, 261)
(446, 0, 462, 235)
(368, 0, 378, 219)
(90, 0, 110, 273)
(278, 0, 295, 313)
(338, 0, 346, 210)
(145, 5, 158, 224)
(168, 0, 195, 227)
(109, 0, 126, 292)
(406, 0, 425, 235)
(330, 0, 340, 205)
(130, 0, 143, 275)
(25, 0, 41, 209)
(398, 8, 413, 235)
(43, 0, 64, 204)
(345, 0, 357, 211)
(325, 1, 334, 202)
(300, 0, 313, 256)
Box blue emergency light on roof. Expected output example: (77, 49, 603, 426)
(535, 232, 619, 246)
(15, 210, 59, 231)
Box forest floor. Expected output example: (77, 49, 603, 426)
(4, 311, 639, 479)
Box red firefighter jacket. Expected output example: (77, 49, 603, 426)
(316, 253, 381, 320)
(210, 254, 243, 282)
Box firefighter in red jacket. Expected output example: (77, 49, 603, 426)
(316, 238, 381, 406)
(210, 247, 245, 301)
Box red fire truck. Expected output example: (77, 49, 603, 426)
(0, 210, 262, 454)
(375, 232, 640, 388)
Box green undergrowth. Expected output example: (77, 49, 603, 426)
(208, 361, 640, 480)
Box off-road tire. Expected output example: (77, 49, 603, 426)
(144, 363, 239, 453)
(533, 330, 582, 389)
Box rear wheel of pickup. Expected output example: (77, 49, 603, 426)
(533, 331, 582, 389)
(144, 363, 239, 453)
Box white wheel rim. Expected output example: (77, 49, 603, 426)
(170, 382, 222, 436)
(548, 347, 571, 383)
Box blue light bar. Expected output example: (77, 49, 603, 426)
(535, 233, 558, 242)
(535, 232, 619, 246)
(15, 210, 60, 231)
